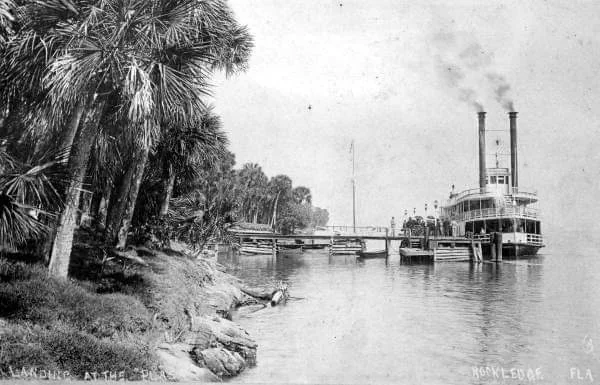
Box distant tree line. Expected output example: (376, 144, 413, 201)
(207, 162, 329, 235)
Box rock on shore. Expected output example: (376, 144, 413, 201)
(155, 343, 219, 382)
(147, 245, 258, 380)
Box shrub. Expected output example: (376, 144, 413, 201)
(128, 253, 216, 335)
(40, 324, 155, 377)
(0, 321, 156, 379)
(0, 258, 46, 282)
(0, 322, 58, 373)
(0, 249, 224, 378)
(0, 273, 151, 338)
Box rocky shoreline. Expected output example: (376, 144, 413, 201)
(154, 254, 260, 381)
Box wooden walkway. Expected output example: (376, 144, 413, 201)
(231, 230, 489, 243)
(232, 230, 493, 261)
(232, 232, 410, 241)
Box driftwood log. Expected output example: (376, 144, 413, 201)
(270, 290, 285, 306)
(240, 286, 272, 301)
(240, 283, 289, 307)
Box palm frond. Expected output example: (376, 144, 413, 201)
(0, 0, 15, 44)
(0, 145, 68, 209)
(0, 193, 49, 248)
(0, 138, 15, 171)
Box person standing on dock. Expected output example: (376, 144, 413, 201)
(390, 217, 396, 237)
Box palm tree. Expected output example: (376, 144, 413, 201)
(267, 175, 292, 228)
(292, 186, 312, 205)
(155, 107, 228, 217)
(2, 0, 252, 276)
(0, 144, 67, 250)
(160, 148, 238, 249)
(104, 0, 253, 250)
(236, 163, 268, 223)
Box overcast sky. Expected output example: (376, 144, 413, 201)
(213, 0, 600, 236)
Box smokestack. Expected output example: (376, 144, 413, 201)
(509, 111, 518, 188)
(478, 112, 487, 189)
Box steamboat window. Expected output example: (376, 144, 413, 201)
(487, 220, 499, 233)
(473, 221, 485, 234)
(465, 222, 473, 233)
(490, 176, 497, 184)
(515, 219, 524, 232)
(497, 176, 505, 184)
(501, 219, 514, 232)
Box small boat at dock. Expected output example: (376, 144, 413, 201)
(240, 239, 273, 255)
(240, 245, 272, 255)
(356, 250, 388, 259)
(277, 240, 304, 250)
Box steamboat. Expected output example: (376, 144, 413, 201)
(440, 112, 544, 257)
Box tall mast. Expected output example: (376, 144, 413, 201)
(351, 140, 356, 233)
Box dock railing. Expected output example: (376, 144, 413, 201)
(526, 233, 544, 246)
(472, 233, 491, 243)
(324, 225, 390, 235)
(471, 232, 543, 246)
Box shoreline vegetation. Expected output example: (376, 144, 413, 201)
(0, 231, 275, 381)
(0, 0, 329, 379)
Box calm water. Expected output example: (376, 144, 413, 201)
(219, 236, 600, 384)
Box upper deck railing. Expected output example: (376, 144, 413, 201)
(453, 206, 539, 221)
(446, 186, 538, 205)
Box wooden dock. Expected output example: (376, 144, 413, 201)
(399, 248, 433, 263)
(399, 238, 484, 262)
(329, 238, 363, 255)
(232, 229, 497, 262)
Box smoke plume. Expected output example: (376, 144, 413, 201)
(432, 31, 515, 112)
(486, 73, 515, 111)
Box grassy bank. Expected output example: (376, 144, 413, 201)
(0, 238, 249, 381)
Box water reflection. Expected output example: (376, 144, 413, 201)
(219, 249, 600, 384)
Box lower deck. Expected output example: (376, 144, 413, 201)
(400, 235, 543, 263)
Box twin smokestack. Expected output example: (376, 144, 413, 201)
(478, 111, 518, 189)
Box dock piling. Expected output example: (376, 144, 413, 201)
(495, 232, 503, 262)
(385, 228, 390, 255)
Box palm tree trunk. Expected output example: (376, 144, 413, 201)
(114, 142, 150, 249)
(271, 192, 280, 227)
(106, 164, 134, 243)
(0, 141, 6, 175)
(0, 105, 8, 133)
(48, 103, 104, 278)
(58, 100, 86, 157)
(41, 103, 88, 261)
(97, 182, 112, 230)
(159, 165, 175, 216)
(78, 189, 93, 227)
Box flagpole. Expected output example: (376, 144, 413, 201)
(351, 140, 356, 233)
